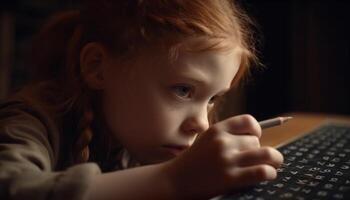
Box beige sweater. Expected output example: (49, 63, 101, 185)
(0, 96, 138, 200)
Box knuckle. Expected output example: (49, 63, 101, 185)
(231, 148, 240, 155)
(212, 135, 227, 151)
(257, 165, 269, 179)
(261, 147, 276, 160)
(279, 152, 284, 163)
(240, 136, 260, 150)
(276, 150, 284, 165)
(241, 114, 261, 137)
(218, 152, 232, 166)
(256, 164, 275, 180)
(241, 114, 256, 126)
(255, 125, 262, 137)
(251, 136, 260, 147)
(221, 166, 237, 180)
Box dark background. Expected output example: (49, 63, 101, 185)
(1, 0, 349, 120)
(227, 0, 350, 120)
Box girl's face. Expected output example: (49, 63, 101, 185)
(101, 44, 241, 165)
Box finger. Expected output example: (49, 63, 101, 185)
(234, 147, 284, 168)
(229, 164, 277, 188)
(225, 134, 261, 151)
(213, 114, 262, 138)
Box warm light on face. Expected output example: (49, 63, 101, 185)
(101, 43, 242, 164)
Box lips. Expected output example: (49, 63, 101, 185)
(162, 144, 190, 155)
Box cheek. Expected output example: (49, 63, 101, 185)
(130, 92, 182, 140)
(146, 103, 182, 138)
(102, 84, 182, 147)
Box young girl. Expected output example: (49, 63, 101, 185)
(0, 0, 283, 199)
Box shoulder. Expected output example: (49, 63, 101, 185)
(0, 95, 61, 167)
(0, 95, 58, 137)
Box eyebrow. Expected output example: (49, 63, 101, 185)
(177, 68, 209, 84)
(177, 71, 231, 96)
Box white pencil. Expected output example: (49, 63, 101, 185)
(259, 116, 293, 129)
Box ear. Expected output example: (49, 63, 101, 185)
(80, 42, 108, 90)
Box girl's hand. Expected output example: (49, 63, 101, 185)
(162, 114, 284, 199)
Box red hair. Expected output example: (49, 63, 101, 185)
(21, 0, 258, 164)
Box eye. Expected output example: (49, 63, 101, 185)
(171, 84, 193, 99)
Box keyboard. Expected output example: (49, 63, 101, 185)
(216, 122, 350, 200)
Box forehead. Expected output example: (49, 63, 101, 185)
(166, 48, 241, 86)
(122, 41, 241, 89)
(170, 48, 239, 70)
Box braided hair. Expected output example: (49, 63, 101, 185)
(25, 0, 258, 166)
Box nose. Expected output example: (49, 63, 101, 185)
(181, 107, 210, 135)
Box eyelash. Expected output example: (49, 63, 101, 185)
(171, 84, 220, 105)
(171, 84, 193, 100)
(208, 96, 218, 105)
